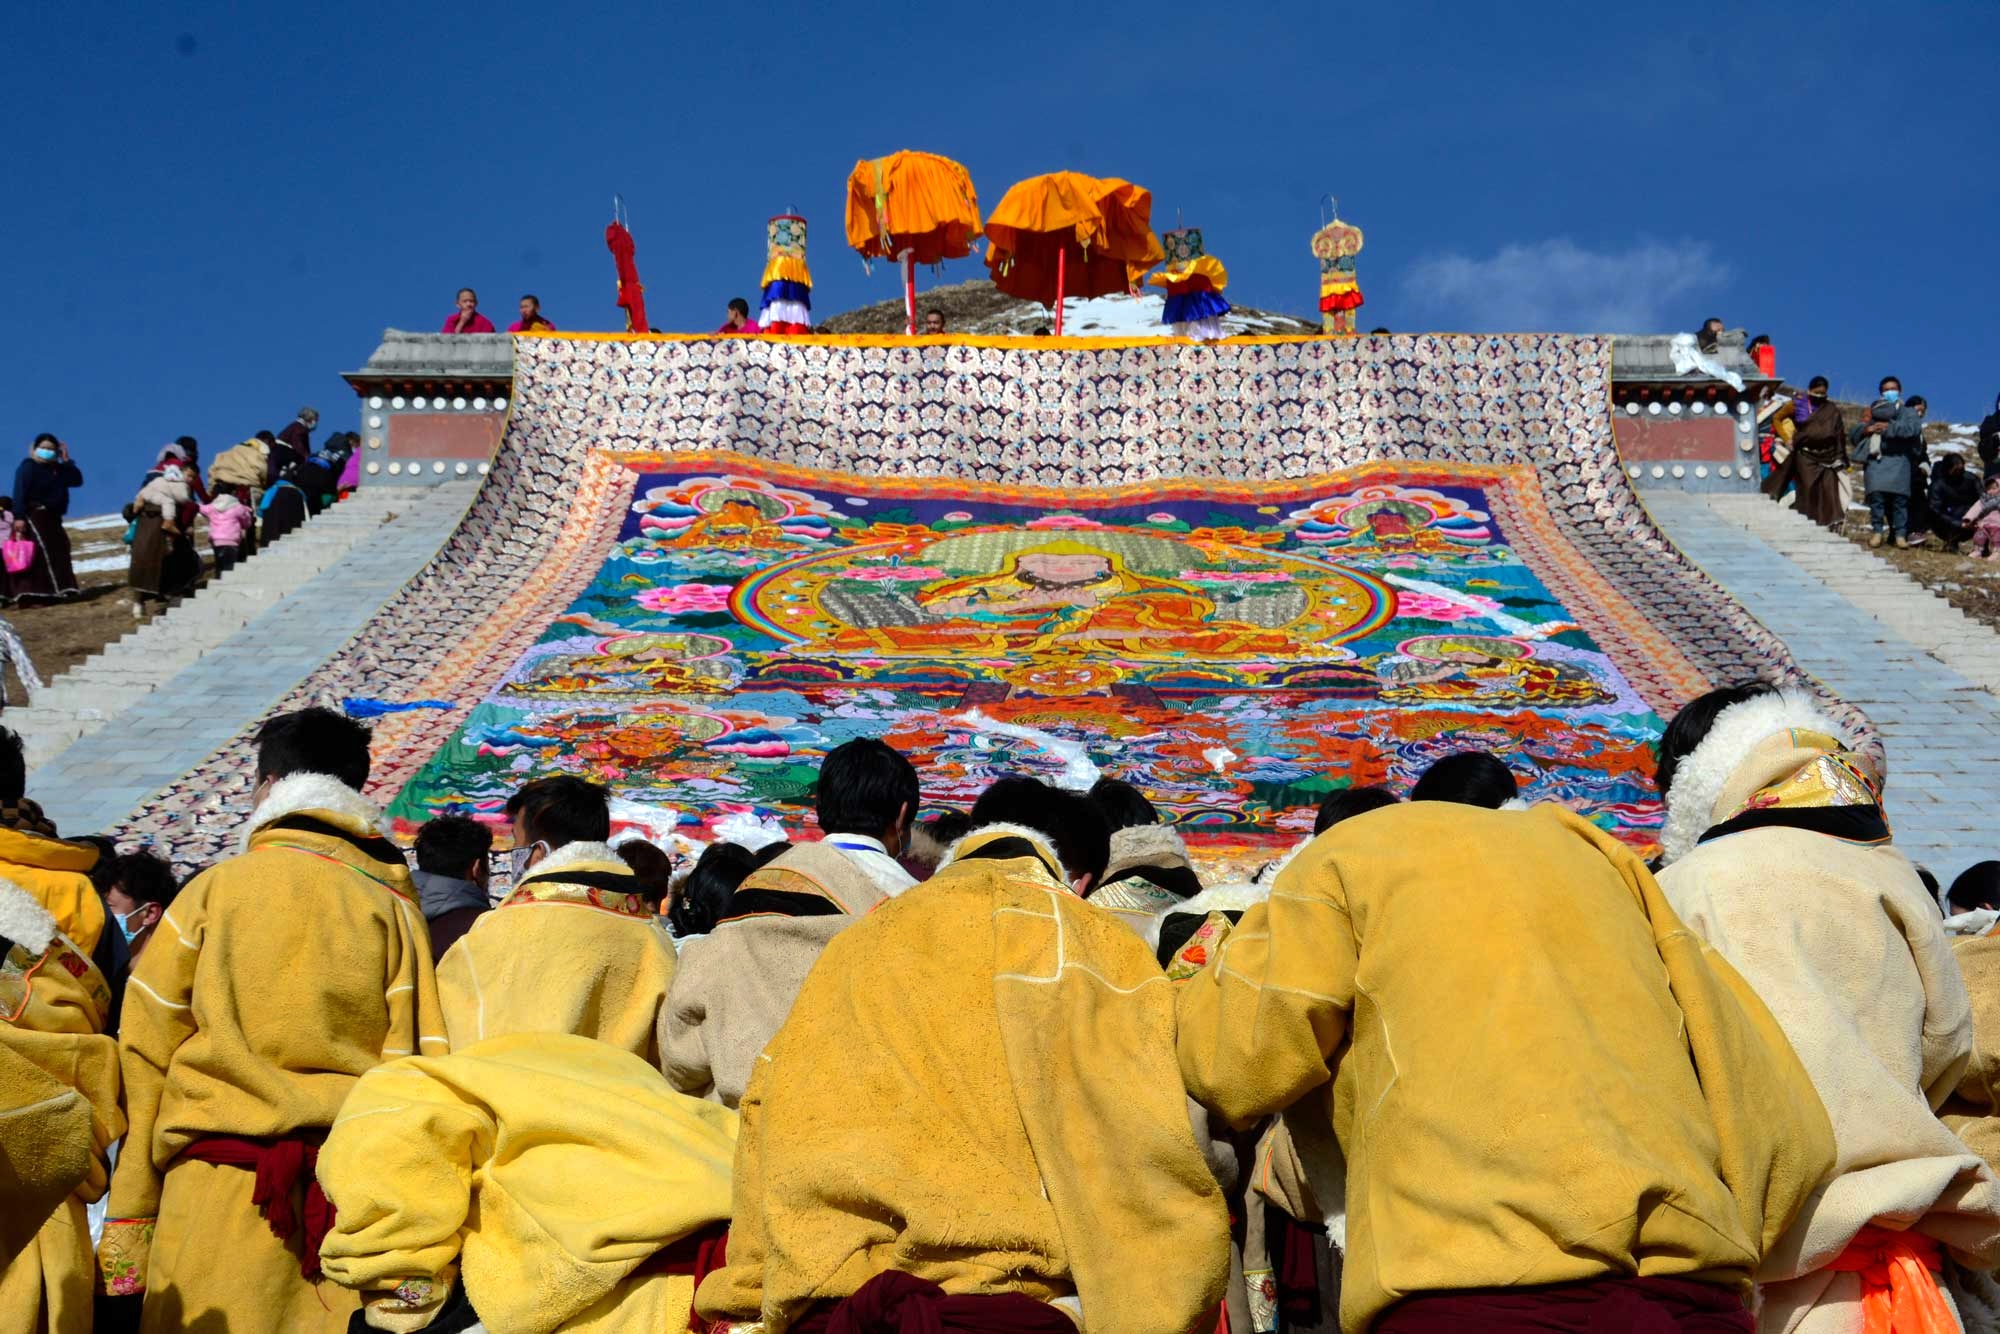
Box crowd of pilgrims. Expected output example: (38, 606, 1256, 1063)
(9, 682, 2000, 1333)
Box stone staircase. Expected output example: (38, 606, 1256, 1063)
(11, 487, 464, 766)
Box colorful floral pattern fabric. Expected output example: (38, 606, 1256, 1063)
(99, 1217, 155, 1296)
(109, 334, 1868, 873)
(382, 455, 1682, 864)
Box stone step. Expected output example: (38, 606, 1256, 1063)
(14, 485, 473, 766)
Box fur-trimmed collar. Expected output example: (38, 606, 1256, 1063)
(1104, 824, 1192, 881)
(939, 823, 1068, 884)
(1143, 879, 1273, 951)
(905, 821, 952, 869)
(0, 878, 59, 955)
(1658, 689, 1860, 867)
(525, 841, 627, 878)
(240, 773, 387, 853)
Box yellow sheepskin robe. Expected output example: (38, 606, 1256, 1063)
(1177, 803, 1836, 1334)
(99, 774, 447, 1333)
(0, 879, 123, 1334)
(1944, 927, 2000, 1176)
(0, 821, 104, 955)
(318, 1032, 737, 1333)
(436, 841, 676, 1061)
(658, 840, 886, 1109)
(697, 824, 1229, 1334)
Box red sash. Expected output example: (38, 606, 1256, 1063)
(791, 1270, 1076, 1334)
(1373, 1274, 1750, 1333)
(179, 1133, 333, 1280)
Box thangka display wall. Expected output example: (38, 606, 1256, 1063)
(115, 332, 1864, 870)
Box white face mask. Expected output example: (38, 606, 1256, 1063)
(508, 841, 548, 880)
(113, 907, 148, 943)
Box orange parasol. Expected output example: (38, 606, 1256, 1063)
(984, 172, 1163, 334)
(845, 151, 982, 333)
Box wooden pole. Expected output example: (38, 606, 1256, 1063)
(1054, 244, 1067, 337)
(901, 249, 916, 335)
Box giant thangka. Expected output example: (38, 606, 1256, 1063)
(117, 332, 1865, 872)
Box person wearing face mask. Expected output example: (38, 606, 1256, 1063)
(434, 775, 677, 1060)
(98, 706, 445, 1331)
(9, 433, 84, 604)
(1854, 375, 1926, 548)
(1770, 376, 1847, 528)
(97, 849, 180, 1033)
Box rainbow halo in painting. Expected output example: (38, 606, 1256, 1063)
(386, 453, 1667, 865)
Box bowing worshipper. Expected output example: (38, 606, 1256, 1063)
(317, 1033, 736, 1334)
(0, 877, 124, 1333)
(1085, 776, 1204, 935)
(813, 737, 919, 896)
(436, 775, 676, 1060)
(696, 774, 1230, 1333)
(1408, 749, 1521, 807)
(1654, 683, 2000, 1333)
(99, 707, 446, 1332)
(658, 839, 887, 1109)
(1176, 798, 1836, 1333)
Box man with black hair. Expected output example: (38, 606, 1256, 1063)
(1314, 783, 1400, 835)
(101, 706, 445, 1331)
(815, 738, 920, 896)
(718, 297, 760, 334)
(0, 726, 103, 953)
(412, 815, 492, 963)
(102, 851, 178, 965)
(1409, 750, 1520, 809)
(1949, 863, 2000, 918)
(699, 771, 1227, 1331)
(965, 774, 1110, 895)
(436, 775, 675, 1060)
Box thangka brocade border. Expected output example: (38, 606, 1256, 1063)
(111, 333, 1867, 870)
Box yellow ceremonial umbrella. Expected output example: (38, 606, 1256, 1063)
(984, 172, 1163, 334)
(845, 150, 982, 333)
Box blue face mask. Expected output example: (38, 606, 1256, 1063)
(32, 448, 56, 461)
(1881, 389, 1901, 403)
(112, 908, 147, 943)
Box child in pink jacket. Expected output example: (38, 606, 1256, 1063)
(199, 489, 253, 574)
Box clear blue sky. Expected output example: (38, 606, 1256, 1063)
(9, 1, 1996, 512)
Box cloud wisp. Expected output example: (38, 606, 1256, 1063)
(1401, 238, 1730, 333)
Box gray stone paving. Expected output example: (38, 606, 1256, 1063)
(1644, 489, 2000, 882)
(27, 484, 476, 835)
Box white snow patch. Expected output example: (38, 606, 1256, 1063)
(993, 291, 1312, 339)
(72, 554, 130, 574)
